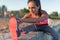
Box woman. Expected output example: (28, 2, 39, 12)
(18, 0, 58, 40)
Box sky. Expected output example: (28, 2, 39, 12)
(0, 0, 60, 14)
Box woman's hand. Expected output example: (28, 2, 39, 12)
(16, 18, 23, 24)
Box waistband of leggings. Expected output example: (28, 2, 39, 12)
(35, 24, 48, 26)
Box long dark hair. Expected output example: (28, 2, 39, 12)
(27, 0, 41, 16)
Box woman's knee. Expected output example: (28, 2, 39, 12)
(22, 25, 36, 33)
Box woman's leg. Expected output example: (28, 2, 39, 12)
(22, 24, 36, 33)
(41, 25, 59, 40)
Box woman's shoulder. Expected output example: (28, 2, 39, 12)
(41, 10, 49, 17)
(41, 10, 48, 15)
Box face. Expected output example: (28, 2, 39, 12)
(28, 2, 39, 14)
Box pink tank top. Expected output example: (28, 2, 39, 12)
(31, 14, 48, 25)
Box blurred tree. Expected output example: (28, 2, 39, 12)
(10, 11, 15, 16)
(0, 7, 2, 14)
(20, 8, 29, 13)
(19, 8, 29, 17)
(10, 8, 29, 18)
(2, 5, 7, 16)
(49, 11, 58, 18)
(14, 11, 19, 16)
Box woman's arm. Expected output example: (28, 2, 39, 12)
(20, 10, 48, 23)
(16, 13, 31, 23)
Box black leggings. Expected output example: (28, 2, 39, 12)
(22, 24, 58, 40)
